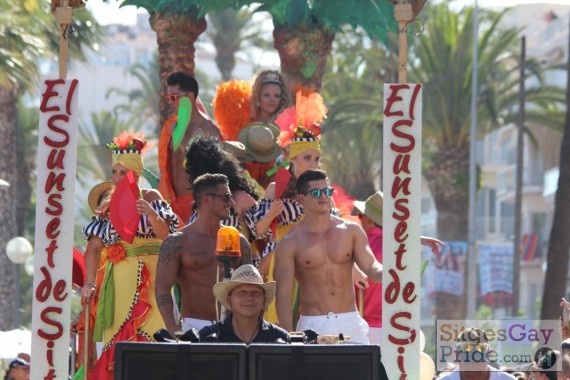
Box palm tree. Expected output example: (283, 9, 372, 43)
(118, 0, 210, 126)
(205, 8, 253, 81)
(540, 19, 570, 321)
(106, 53, 161, 135)
(0, 1, 100, 330)
(409, 3, 565, 320)
(259, 0, 397, 92)
(319, 29, 399, 199)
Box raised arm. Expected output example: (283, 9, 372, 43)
(239, 235, 252, 265)
(420, 235, 444, 254)
(156, 232, 183, 336)
(252, 183, 284, 238)
(352, 224, 382, 283)
(141, 189, 170, 239)
(274, 236, 297, 332)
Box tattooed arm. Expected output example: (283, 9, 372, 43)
(156, 232, 183, 336)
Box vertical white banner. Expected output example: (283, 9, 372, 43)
(381, 83, 422, 380)
(31, 79, 78, 380)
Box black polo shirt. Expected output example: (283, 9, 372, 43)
(199, 314, 289, 344)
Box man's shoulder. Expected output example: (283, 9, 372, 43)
(190, 119, 221, 137)
(436, 370, 458, 380)
(489, 368, 517, 379)
(262, 320, 290, 341)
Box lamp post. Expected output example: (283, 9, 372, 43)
(6, 237, 34, 328)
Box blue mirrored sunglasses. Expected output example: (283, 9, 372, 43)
(304, 187, 334, 199)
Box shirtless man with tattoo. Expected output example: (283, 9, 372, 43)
(274, 169, 382, 344)
(155, 173, 251, 336)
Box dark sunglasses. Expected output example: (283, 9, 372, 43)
(165, 93, 188, 103)
(207, 193, 232, 202)
(303, 187, 334, 199)
(455, 342, 489, 353)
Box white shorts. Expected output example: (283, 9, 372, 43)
(297, 311, 370, 344)
(181, 317, 216, 332)
(368, 327, 382, 345)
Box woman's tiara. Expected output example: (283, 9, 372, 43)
(263, 72, 281, 85)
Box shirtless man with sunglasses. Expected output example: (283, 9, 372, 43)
(274, 169, 382, 343)
(156, 174, 251, 337)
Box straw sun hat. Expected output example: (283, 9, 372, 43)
(238, 122, 282, 163)
(213, 264, 276, 310)
(353, 191, 384, 227)
(87, 181, 114, 214)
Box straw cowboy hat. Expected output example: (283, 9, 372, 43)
(221, 140, 247, 160)
(213, 264, 276, 310)
(87, 181, 114, 214)
(353, 191, 383, 227)
(238, 122, 282, 163)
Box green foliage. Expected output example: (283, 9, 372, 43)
(119, 0, 201, 15)
(106, 53, 161, 135)
(475, 304, 494, 320)
(252, 0, 396, 41)
(319, 28, 391, 199)
(0, 1, 102, 91)
(312, 0, 397, 42)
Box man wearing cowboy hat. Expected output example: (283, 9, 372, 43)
(198, 264, 289, 344)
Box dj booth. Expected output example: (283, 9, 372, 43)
(114, 342, 389, 380)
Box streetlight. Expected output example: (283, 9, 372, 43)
(6, 237, 34, 328)
(24, 256, 34, 277)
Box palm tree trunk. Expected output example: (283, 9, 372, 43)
(0, 85, 20, 330)
(425, 145, 470, 320)
(149, 12, 207, 127)
(540, 26, 570, 321)
(273, 24, 335, 93)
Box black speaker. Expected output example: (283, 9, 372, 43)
(114, 342, 247, 380)
(247, 344, 388, 380)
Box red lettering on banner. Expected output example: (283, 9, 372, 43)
(394, 244, 407, 270)
(47, 149, 65, 170)
(403, 282, 417, 303)
(45, 172, 65, 193)
(53, 279, 68, 302)
(394, 199, 410, 220)
(409, 84, 421, 120)
(384, 83, 422, 380)
(44, 369, 56, 380)
(390, 120, 415, 152)
(45, 115, 70, 147)
(385, 269, 400, 304)
(46, 218, 61, 240)
(39, 80, 65, 112)
(392, 177, 411, 199)
(36, 79, 77, 380)
(394, 221, 408, 243)
(45, 240, 57, 268)
(384, 84, 409, 117)
(388, 312, 416, 345)
(46, 194, 63, 216)
(38, 307, 63, 340)
(66, 79, 78, 115)
(393, 154, 411, 174)
(36, 267, 53, 302)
